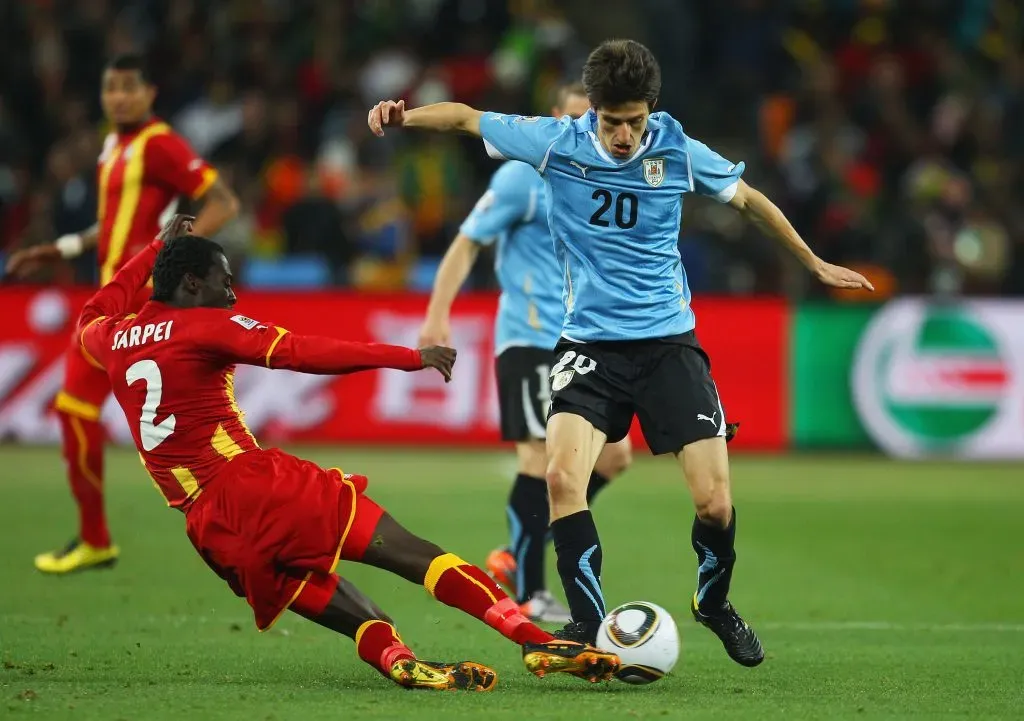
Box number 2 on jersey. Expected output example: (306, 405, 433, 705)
(126, 359, 176, 451)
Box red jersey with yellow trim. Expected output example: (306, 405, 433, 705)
(96, 118, 216, 285)
(78, 242, 423, 512)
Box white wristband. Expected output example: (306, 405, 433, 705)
(55, 234, 85, 259)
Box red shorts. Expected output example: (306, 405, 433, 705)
(53, 284, 150, 421)
(185, 448, 385, 630)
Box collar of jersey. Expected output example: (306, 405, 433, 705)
(580, 110, 656, 166)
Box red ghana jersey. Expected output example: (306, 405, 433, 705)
(79, 242, 423, 511)
(96, 118, 217, 285)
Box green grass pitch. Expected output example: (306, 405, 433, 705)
(1, 446, 1022, 720)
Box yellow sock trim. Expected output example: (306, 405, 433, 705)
(423, 554, 499, 604)
(355, 619, 400, 647)
(424, 553, 465, 597)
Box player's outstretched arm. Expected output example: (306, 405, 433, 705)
(420, 233, 480, 346)
(728, 180, 875, 291)
(77, 214, 194, 329)
(215, 322, 458, 383)
(5, 223, 100, 279)
(368, 100, 484, 137)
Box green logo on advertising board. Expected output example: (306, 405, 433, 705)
(853, 302, 1009, 457)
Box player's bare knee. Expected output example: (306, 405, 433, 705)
(694, 490, 732, 527)
(545, 462, 586, 507)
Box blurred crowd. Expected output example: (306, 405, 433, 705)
(1, 0, 1022, 298)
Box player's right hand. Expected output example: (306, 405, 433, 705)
(158, 213, 196, 241)
(368, 100, 406, 137)
(419, 345, 457, 383)
(418, 318, 451, 348)
(5, 244, 62, 279)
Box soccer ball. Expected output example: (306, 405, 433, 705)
(596, 601, 679, 684)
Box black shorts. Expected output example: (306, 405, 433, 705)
(548, 331, 726, 455)
(495, 346, 553, 442)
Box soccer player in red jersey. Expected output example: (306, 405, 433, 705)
(6, 54, 240, 573)
(68, 214, 620, 690)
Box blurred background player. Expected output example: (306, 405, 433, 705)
(72, 216, 620, 690)
(5, 53, 239, 574)
(418, 82, 632, 624)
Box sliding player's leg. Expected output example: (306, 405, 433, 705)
(36, 347, 118, 574)
(291, 573, 496, 691)
(635, 336, 763, 667)
(355, 513, 619, 682)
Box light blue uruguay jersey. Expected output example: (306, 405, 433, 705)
(459, 160, 563, 354)
(479, 110, 745, 341)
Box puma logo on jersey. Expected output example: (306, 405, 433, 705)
(697, 411, 718, 425)
(112, 321, 174, 350)
(570, 161, 589, 178)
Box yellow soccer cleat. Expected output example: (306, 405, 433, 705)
(389, 659, 497, 691)
(522, 640, 620, 683)
(34, 539, 120, 575)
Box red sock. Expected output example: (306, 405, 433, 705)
(356, 620, 415, 677)
(425, 553, 553, 646)
(59, 413, 110, 548)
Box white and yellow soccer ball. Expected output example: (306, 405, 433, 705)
(596, 601, 680, 684)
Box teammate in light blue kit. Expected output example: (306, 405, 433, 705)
(370, 39, 872, 668)
(418, 83, 632, 624)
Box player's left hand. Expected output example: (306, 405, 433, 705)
(418, 345, 457, 383)
(813, 261, 875, 292)
(158, 214, 196, 241)
(368, 100, 406, 137)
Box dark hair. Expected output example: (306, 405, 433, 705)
(105, 53, 153, 84)
(582, 40, 661, 109)
(553, 81, 587, 110)
(152, 235, 225, 301)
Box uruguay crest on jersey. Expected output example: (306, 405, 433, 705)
(643, 157, 665, 187)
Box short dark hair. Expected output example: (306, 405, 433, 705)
(152, 235, 226, 301)
(553, 81, 587, 110)
(105, 53, 153, 85)
(582, 40, 661, 109)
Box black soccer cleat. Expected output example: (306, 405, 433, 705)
(691, 597, 764, 667)
(552, 620, 601, 646)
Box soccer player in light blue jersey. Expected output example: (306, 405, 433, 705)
(418, 83, 633, 625)
(369, 39, 873, 668)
